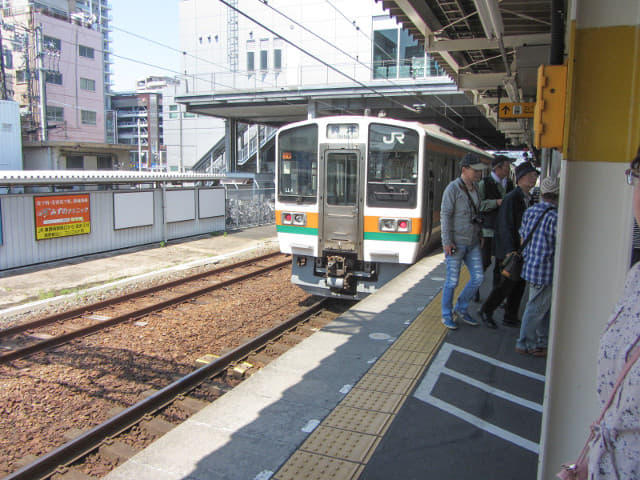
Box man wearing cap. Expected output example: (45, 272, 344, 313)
(439, 153, 485, 330)
(516, 176, 560, 357)
(477, 155, 514, 296)
(479, 161, 538, 329)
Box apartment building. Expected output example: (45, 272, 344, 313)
(110, 90, 164, 170)
(0, 0, 129, 169)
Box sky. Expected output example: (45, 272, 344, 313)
(109, 0, 181, 92)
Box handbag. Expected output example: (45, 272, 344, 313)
(500, 251, 523, 280)
(556, 342, 640, 479)
(501, 206, 554, 280)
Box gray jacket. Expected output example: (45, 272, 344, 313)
(440, 178, 482, 247)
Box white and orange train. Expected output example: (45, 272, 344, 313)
(275, 116, 492, 299)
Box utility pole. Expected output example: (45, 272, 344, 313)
(137, 118, 142, 171)
(35, 25, 48, 142)
(0, 23, 9, 100)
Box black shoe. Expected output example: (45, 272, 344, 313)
(502, 318, 521, 328)
(480, 310, 497, 329)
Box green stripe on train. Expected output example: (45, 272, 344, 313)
(364, 232, 420, 242)
(276, 225, 319, 235)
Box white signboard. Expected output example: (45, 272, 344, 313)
(113, 191, 154, 229)
(166, 189, 196, 223)
(199, 188, 225, 219)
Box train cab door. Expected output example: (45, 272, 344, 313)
(319, 148, 363, 258)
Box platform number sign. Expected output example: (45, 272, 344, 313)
(34, 194, 91, 240)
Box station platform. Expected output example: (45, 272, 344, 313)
(0, 225, 280, 316)
(0, 226, 547, 479)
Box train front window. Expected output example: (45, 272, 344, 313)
(326, 152, 358, 206)
(278, 124, 318, 204)
(367, 123, 418, 208)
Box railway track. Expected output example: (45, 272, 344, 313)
(0, 253, 289, 365)
(4, 298, 338, 480)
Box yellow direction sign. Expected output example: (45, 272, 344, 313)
(499, 102, 536, 119)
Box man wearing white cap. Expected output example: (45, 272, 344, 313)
(515, 176, 560, 357)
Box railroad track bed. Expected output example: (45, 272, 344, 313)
(0, 253, 290, 364)
(0, 255, 352, 479)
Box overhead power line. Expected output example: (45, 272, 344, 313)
(217, 0, 420, 113)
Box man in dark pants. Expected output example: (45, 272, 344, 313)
(480, 161, 538, 329)
(477, 155, 514, 298)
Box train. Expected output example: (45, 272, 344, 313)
(275, 115, 493, 299)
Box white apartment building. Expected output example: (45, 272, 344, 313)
(174, 0, 452, 173)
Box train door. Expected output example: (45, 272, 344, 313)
(319, 148, 363, 257)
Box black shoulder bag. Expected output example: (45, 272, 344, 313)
(501, 206, 554, 281)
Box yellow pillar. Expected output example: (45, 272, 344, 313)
(539, 1, 640, 479)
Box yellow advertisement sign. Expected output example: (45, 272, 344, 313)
(34, 194, 91, 240)
(498, 102, 536, 119)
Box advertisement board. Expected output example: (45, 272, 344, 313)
(34, 194, 91, 240)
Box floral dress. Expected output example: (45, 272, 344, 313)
(588, 262, 640, 479)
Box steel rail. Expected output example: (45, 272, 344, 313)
(3, 298, 329, 480)
(0, 252, 283, 339)
(0, 259, 290, 365)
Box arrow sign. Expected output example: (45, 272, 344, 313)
(499, 102, 535, 119)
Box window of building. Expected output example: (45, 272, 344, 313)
(97, 155, 111, 169)
(260, 39, 268, 71)
(46, 71, 63, 85)
(372, 21, 443, 80)
(15, 69, 27, 83)
(183, 112, 196, 118)
(247, 51, 255, 72)
(3, 48, 12, 69)
(80, 77, 95, 91)
(43, 35, 61, 52)
(47, 106, 64, 123)
(81, 110, 97, 125)
(169, 104, 179, 119)
(79, 45, 94, 59)
(373, 28, 398, 79)
(246, 39, 255, 73)
(273, 38, 282, 71)
(67, 155, 83, 169)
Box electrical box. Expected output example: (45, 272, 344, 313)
(533, 65, 567, 149)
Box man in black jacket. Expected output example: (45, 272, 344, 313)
(477, 155, 514, 295)
(479, 161, 538, 329)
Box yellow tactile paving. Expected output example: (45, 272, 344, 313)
(274, 451, 362, 480)
(273, 267, 470, 480)
(322, 405, 392, 435)
(299, 425, 380, 463)
(366, 359, 424, 379)
(340, 388, 405, 414)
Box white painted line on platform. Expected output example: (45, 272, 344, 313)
(441, 367, 543, 412)
(301, 419, 320, 433)
(413, 343, 542, 454)
(450, 344, 546, 382)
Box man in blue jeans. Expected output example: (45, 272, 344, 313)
(440, 153, 485, 329)
(516, 176, 560, 356)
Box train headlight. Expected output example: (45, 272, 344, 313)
(281, 212, 307, 226)
(379, 218, 397, 232)
(378, 218, 411, 233)
(293, 213, 306, 226)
